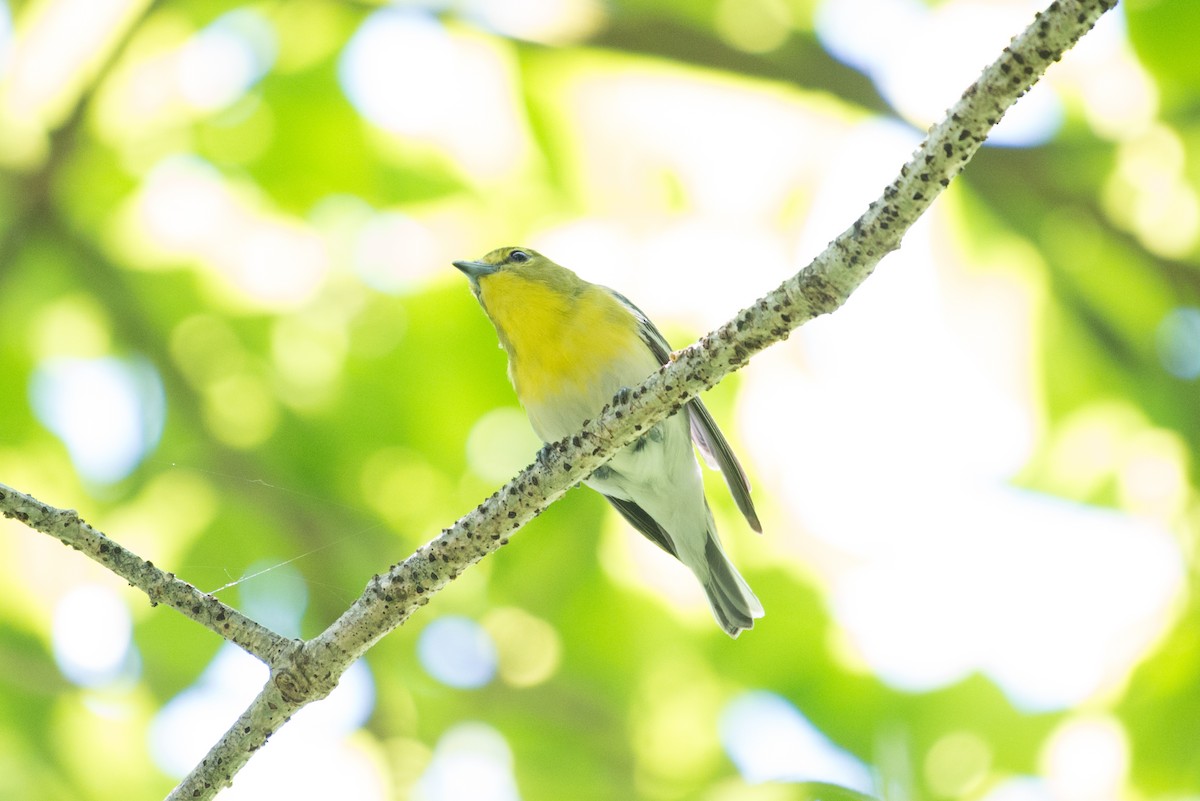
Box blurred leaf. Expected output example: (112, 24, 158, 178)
(1126, 0, 1200, 98)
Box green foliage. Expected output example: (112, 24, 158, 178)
(0, 1, 1196, 800)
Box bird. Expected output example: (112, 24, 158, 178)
(453, 246, 764, 637)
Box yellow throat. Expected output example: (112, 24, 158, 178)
(477, 269, 645, 404)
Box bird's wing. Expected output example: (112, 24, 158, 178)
(602, 495, 678, 558)
(609, 290, 762, 534)
(684, 398, 761, 532)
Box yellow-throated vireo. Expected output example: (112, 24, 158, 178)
(454, 246, 764, 637)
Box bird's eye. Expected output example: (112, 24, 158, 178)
(509, 250, 530, 264)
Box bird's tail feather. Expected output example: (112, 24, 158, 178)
(702, 534, 764, 638)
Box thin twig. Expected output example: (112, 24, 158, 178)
(0, 483, 294, 665)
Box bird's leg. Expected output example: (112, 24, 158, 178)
(632, 422, 664, 452)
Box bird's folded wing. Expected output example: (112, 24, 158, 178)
(685, 398, 761, 533)
(602, 495, 678, 557)
(611, 288, 762, 534)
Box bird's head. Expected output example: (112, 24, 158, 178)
(453, 246, 556, 284)
(453, 246, 595, 348)
(454, 246, 586, 302)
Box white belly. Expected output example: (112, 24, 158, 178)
(521, 346, 659, 443)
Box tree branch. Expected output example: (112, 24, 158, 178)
(168, 2, 1118, 796)
(0, 1, 1116, 798)
(0, 483, 295, 665)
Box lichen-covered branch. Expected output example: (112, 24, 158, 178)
(161, 1, 1115, 798)
(0, 483, 294, 666)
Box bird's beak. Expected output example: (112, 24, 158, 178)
(453, 260, 499, 280)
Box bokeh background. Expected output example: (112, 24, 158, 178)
(1, 0, 1197, 799)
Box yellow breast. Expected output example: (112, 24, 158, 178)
(478, 273, 654, 406)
